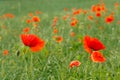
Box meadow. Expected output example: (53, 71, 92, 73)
(0, 0, 120, 80)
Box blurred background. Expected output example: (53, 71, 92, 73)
(0, 0, 120, 15)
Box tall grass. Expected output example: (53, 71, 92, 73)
(0, 0, 120, 80)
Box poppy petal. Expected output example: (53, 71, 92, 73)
(30, 40, 45, 52)
(21, 34, 45, 52)
(89, 38, 105, 51)
(84, 36, 93, 54)
(84, 35, 105, 54)
(91, 51, 106, 63)
(70, 60, 81, 68)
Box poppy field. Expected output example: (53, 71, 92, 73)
(0, 0, 120, 80)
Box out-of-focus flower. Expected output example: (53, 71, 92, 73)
(3, 50, 9, 56)
(32, 16, 40, 22)
(70, 60, 81, 68)
(53, 36, 63, 43)
(23, 27, 30, 33)
(105, 15, 114, 24)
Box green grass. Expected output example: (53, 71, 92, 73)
(0, 0, 120, 15)
(0, 0, 120, 80)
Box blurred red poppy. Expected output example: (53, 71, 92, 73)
(53, 36, 63, 43)
(70, 60, 81, 68)
(91, 51, 106, 63)
(20, 34, 45, 52)
(3, 13, 14, 19)
(96, 12, 101, 17)
(84, 36, 105, 54)
(32, 16, 40, 22)
(73, 8, 82, 15)
(70, 32, 75, 37)
(26, 19, 31, 23)
(23, 27, 30, 33)
(3, 50, 9, 55)
(88, 15, 93, 20)
(71, 19, 78, 27)
(53, 28, 58, 34)
(105, 15, 114, 24)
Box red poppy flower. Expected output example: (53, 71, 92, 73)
(20, 34, 45, 52)
(70, 19, 78, 27)
(32, 16, 40, 22)
(53, 28, 58, 34)
(36, 10, 42, 15)
(114, 2, 119, 9)
(53, 36, 63, 43)
(28, 13, 33, 17)
(96, 12, 101, 17)
(84, 36, 105, 54)
(52, 17, 58, 27)
(23, 27, 30, 33)
(26, 19, 31, 23)
(91, 51, 106, 63)
(3, 50, 9, 55)
(53, 17, 58, 23)
(88, 15, 93, 20)
(105, 15, 114, 24)
(70, 60, 81, 68)
(73, 8, 82, 15)
(91, 4, 106, 12)
(70, 32, 75, 37)
(3, 13, 14, 19)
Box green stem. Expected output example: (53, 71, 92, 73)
(30, 52, 34, 80)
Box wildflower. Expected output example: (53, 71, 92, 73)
(3, 50, 9, 55)
(91, 5, 96, 12)
(70, 60, 81, 68)
(91, 4, 106, 12)
(3, 13, 14, 19)
(91, 51, 106, 63)
(105, 15, 114, 24)
(70, 19, 78, 27)
(64, 8, 68, 11)
(52, 17, 58, 27)
(96, 12, 101, 17)
(28, 13, 33, 17)
(53, 28, 58, 34)
(84, 36, 105, 54)
(114, 2, 119, 9)
(20, 34, 45, 52)
(73, 8, 82, 16)
(88, 15, 93, 20)
(23, 27, 30, 33)
(53, 36, 63, 43)
(53, 17, 58, 23)
(26, 19, 31, 23)
(36, 10, 42, 15)
(70, 32, 75, 37)
(32, 16, 40, 22)
(101, 3, 106, 11)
